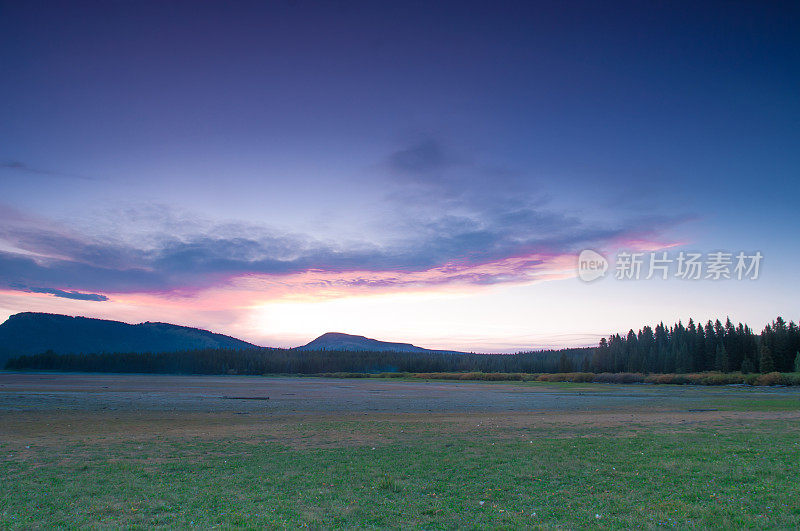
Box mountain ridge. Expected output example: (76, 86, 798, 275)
(296, 331, 466, 354)
(0, 313, 468, 365)
(0, 312, 260, 364)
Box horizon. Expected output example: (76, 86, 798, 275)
(2, 1, 799, 351)
(1, 309, 597, 353)
(0, 309, 790, 355)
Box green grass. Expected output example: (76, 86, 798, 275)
(715, 396, 800, 412)
(2, 417, 800, 528)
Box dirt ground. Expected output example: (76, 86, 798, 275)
(2, 371, 800, 449)
(3, 371, 798, 414)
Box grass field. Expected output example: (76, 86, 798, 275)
(2, 373, 800, 528)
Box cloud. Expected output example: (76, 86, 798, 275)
(0, 206, 684, 300)
(387, 140, 449, 175)
(0, 140, 690, 300)
(0, 160, 95, 181)
(378, 138, 677, 267)
(0, 251, 164, 293)
(27, 287, 109, 301)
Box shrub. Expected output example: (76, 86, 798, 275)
(321, 370, 800, 386)
(743, 373, 760, 386)
(592, 372, 645, 384)
(692, 372, 744, 385)
(782, 373, 800, 386)
(754, 372, 784, 386)
(317, 372, 370, 378)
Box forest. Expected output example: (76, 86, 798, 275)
(589, 317, 799, 374)
(5, 316, 799, 376)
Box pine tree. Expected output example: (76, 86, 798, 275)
(760, 344, 775, 373)
(740, 357, 755, 374)
(694, 323, 706, 371)
(772, 317, 790, 371)
(714, 344, 729, 373)
(794, 352, 800, 373)
(704, 321, 716, 371)
(591, 337, 610, 373)
(676, 343, 690, 373)
(558, 351, 573, 373)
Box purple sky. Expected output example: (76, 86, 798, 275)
(1, 1, 798, 350)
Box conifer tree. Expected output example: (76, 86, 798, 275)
(760, 344, 775, 373)
(714, 344, 729, 373)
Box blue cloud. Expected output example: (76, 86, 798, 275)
(1, 160, 95, 181)
(27, 286, 109, 301)
(387, 140, 448, 175)
(0, 141, 692, 296)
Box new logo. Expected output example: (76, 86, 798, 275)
(578, 250, 608, 282)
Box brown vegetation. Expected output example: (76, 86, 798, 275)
(315, 370, 800, 386)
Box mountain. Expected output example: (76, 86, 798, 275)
(295, 332, 465, 354)
(0, 312, 260, 365)
(0, 313, 467, 368)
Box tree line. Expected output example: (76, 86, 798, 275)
(5, 316, 798, 375)
(4, 346, 591, 375)
(589, 317, 800, 374)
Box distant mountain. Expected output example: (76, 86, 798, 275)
(295, 332, 465, 354)
(0, 312, 260, 365)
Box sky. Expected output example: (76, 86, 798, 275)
(1, 1, 798, 351)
